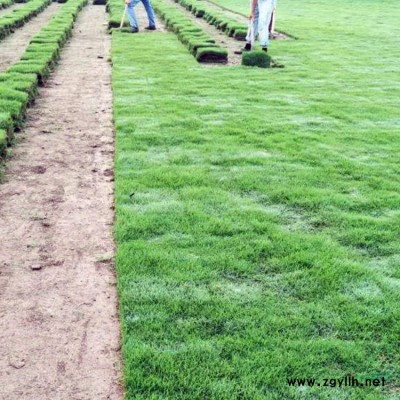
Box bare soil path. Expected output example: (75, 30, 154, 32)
(0, 4, 122, 400)
(0, 2, 61, 72)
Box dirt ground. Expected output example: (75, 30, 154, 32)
(0, 2, 61, 72)
(0, 4, 122, 400)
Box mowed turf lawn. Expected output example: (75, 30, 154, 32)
(112, 0, 400, 398)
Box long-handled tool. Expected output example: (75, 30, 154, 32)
(247, 17, 255, 47)
(233, 17, 254, 54)
(120, 4, 128, 29)
(270, 7, 276, 34)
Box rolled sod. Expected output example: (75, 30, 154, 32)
(196, 47, 228, 63)
(242, 51, 272, 68)
(233, 28, 247, 41)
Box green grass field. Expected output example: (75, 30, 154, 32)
(112, 0, 400, 398)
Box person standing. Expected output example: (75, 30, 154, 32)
(125, 0, 156, 33)
(244, 0, 276, 52)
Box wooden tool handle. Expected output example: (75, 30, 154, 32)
(120, 5, 127, 29)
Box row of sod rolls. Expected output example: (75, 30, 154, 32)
(174, 0, 247, 40)
(151, 0, 227, 63)
(0, 0, 89, 161)
(0, 0, 52, 41)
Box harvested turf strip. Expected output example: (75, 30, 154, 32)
(0, 0, 52, 41)
(0, 0, 88, 146)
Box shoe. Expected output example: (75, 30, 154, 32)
(243, 42, 251, 51)
(261, 47, 268, 52)
(131, 27, 139, 33)
(145, 26, 156, 30)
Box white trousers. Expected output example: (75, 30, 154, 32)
(258, 0, 275, 47)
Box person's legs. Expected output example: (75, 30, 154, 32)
(253, 6, 259, 39)
(127, 0, 141, 30)
(258, 0, 274, 49)
(244, 4, 259, 50)
(141, 0, 156, 28)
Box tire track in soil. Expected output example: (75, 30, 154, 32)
(0, 4, 122, 400)
(0, 2, 61, 72)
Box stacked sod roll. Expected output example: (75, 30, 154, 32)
(0, 0, 52, 41)
(152, 0, 227, 63)
(173, 0, 247, 40)
(0, 0, 89, 160)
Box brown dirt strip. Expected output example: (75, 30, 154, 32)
(0, 4, 122, 400)
(0, 2, 61, 72)
(0, 2, 25, 17)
